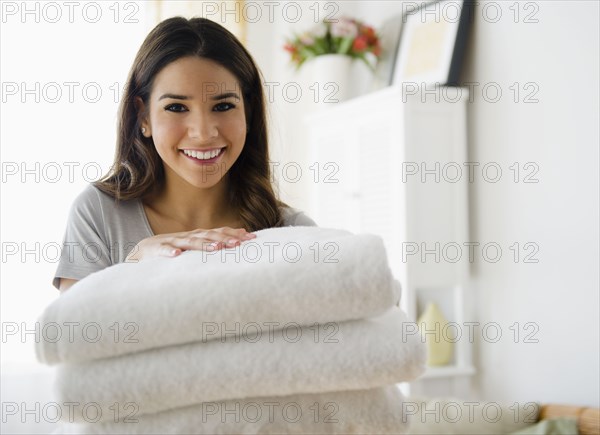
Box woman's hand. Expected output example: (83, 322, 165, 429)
(125, 227, 256, 263)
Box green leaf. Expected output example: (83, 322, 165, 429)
(357, 54, 376, 72)
(314, 38, 329, 55)
(338, 37, 353, 54)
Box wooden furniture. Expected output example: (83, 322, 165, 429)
(539, 404, 600, 435)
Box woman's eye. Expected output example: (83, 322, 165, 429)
(164, 103, 187, 112)
(163, 102, 235, 113)
(214, 102, 235, 112)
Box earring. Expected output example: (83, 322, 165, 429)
(141, 127, 146, 134)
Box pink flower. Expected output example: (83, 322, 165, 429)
(299, 32, 315, 46)
(330, 17, 358, 38)
(310, 23, 327, 38)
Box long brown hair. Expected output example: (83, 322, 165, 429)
(94, 16, 288, 231)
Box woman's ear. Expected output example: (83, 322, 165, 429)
(134, 96, 151, 137)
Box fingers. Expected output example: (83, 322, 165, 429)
(169, 229, 256, 252)
(187, 227, 256, 247)
(191, 227, 255, 242)
(125, 243, 176, 263)
(167, 237, 216, 252)
(129, 227, 258, 263)
(161, 244, 182, 257)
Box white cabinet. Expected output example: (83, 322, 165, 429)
(304, 85, 475, 397)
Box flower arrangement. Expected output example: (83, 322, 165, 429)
(284, 17, 381, 71)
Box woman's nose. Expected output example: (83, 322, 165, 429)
(188, 114, 218, 140)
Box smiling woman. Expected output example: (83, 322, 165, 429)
(135, 56, 247, 197)
(53, 17, 316, 291)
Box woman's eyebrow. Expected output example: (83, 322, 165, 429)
(158, 93, 189, 101)
(210, 92, 241, 101)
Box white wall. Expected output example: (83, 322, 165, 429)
(461, 0, 599, 407)
(244, 3, 327, 213)
(0, 3, 155, 433)
(249, 0, 599, 407)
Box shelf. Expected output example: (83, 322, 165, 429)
(303, 84, 471, 125)
(305, 86, 473, 397)
(421, 365, 475, 379)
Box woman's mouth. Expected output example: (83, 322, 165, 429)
(179, 147, 225, 164)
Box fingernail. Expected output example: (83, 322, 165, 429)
(227, 239, 239, 245)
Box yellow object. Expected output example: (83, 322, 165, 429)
(417, 302, 453, 366)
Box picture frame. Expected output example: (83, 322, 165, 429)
(370, 13, 405, 92)
(391, 0, 474, 86)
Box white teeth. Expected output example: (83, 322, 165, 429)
(183, 148, 223, 160)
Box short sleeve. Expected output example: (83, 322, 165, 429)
(290, 211, 318, 227)
(52, 185, 112, 290)
(281, 206, 318, 227)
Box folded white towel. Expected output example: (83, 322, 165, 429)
(54, 385, 410, 434)
(37, 226, 400, 365)
(55, 307, 425, 423)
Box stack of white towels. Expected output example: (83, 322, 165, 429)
(36, 226, 426, 434)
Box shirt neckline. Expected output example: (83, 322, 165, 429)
(137, 199, 156, 237)
(137, 199, 294, 235)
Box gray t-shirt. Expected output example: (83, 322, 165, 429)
(53, 184, 317, 289)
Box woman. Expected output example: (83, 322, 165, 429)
(54, 17, 316, 292)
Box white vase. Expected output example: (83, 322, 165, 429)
(417, 302, 454, 366)
(302, 54, 373, 106)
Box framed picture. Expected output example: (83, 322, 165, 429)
(391, 0, 474, 86)
(370, 13, 405, 91)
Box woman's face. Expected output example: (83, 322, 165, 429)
(137, 56, 246, 189)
